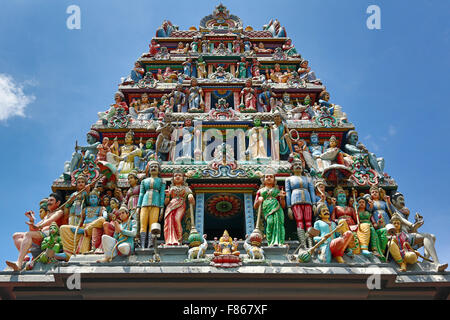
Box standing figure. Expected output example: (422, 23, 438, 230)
(258, 84, 277, 112)
(98, 206, 137, 262)
(367, 186, 394, 227)
(196, 56, 207, 79)
(65, 174, 90, 226)
(136, 138, 156, 172)
(169, 84, 186, 113)
(307, 132, 325, 173)
(232, 37, 242, 53)
(254, 170, 286, 247)
(355, 196, 385, 258)
(239, 79, 257, 111)
(182, 58, 193, 78)
(137, 161, 166, 248)
(236, 56, 248, 79)
(246, 118, 268, 160)
(163, 170, 195, 245)
(187, 78, 204, 111)
(96, 137, 111, 162)
(155, 122, 176, 161)
(243, 37, 252, 53)
(285, 161, 317, 249)
(124, 170, 141, 222)
(190, 37, 199, 53)
(272, 112, 293, 160)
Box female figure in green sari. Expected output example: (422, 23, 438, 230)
(254, 172, 286, 246)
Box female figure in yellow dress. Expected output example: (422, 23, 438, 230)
(110, 130, 142, 174)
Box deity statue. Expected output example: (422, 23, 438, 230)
(68, 129, 101, 176)
(239, 79, 257, 111)
(163, 170, 195, 246)
(60, 188, 107, 256)
(297, 60, 318, 82)
(355, 196, 385, 259)
(232, 37, 242, 53)
(243, 37, 252, 53)
(201, 39, 210, 53)
(98, 205, 137, 263)
(135, 138, 156, 172)
(65, 174, 90, 226)
(129, 61, 145, 83)
(182, 58, 193, 78)
(367, 186, 394, 227)
(148, 39, 161, 56)
(124, 170, 141, 221)
(258, 84, 277, 112)
(98, 92, 129, 126)
(236, 56, 248, 79)
(319, 135, 351, 172)
(187, 78, 204, 112)
(155, 122, 176, 161)
(137, 94, 157, 121)
(344, 131, 385, 179)
(253, 42, 273, 54)
(103, 197, 120, 237)
(331, 186, 358, 228)
(312, 203, 338, 263)
(171, 41, 188, 54)
(7, 193, 66, 271)
(285, 161, 318, 249)
(213, 230, 240, 256)
(254, 170, 287, 247)
(282, 38, 300, 57)
(33, 222, 63, 267)
(190, 36, 199, 53)
(111, 130, 142, 175)
(168, 84, 186, 112)
(158, 67, 178, 83)
(96, 137, 112, 162)
(137, 161, 166, 248)
(391, 192, 447, 271)
(196, 56, 207, 79)
(387, 213, 422, 272)
(289, 95, 313, 120)
(270, 63, 290, 83)
(271, 112, 293, 160)
(306, 132, 326, 173)
(246, 117, 268, 160)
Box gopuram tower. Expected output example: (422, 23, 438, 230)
(1, 4, 449, 300)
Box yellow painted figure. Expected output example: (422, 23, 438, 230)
(388, 214, 419, 272)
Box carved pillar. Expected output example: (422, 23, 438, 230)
(205, 91, 211, 112)
(230, 64, 236, 77)
(244, 193, 255, 236)
(195, 193, 205, 234)
(233, 91, 240, 110)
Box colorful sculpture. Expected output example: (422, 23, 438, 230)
(254, 170, 286, 247)
(187, 78, 204, 111)
(137, 161, 166, 248)
(98, 205, 137, 262)
(285, 161, 317, 249)
(163, 170, 195, 246)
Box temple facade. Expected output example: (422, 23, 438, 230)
(1, 5, 448, 300)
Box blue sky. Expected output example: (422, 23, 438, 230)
(0, 0, 449, 265)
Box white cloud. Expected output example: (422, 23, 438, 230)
(0, 73, 35, 122)
(388, 125, 397, 136)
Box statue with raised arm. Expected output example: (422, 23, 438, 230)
(7, 193, 66, 271)
(68, 130, 101, 177)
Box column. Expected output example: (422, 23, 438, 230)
(195, 193, 205, 234)
(244, 193, 255, 236)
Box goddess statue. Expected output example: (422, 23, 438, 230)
(163, 170, 195, 245)
(254, 169, 286, 247)
(239, 79, 257, 111)
(187, 78, 204, 111)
